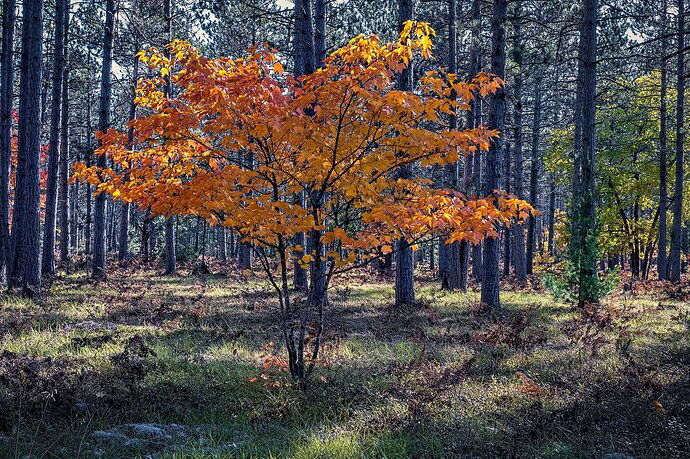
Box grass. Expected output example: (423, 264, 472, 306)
(1, 264, 689, 458)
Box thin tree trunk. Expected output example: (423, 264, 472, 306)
(41, 0, 67, 277)
(480, 0, 507, 311)
(395, 0, 415, 306)
(526, 72, 542, 275)
(58, 5, 70, 271)
(658, 0, 669, 280)
(162, 0, 176, 275)
(512, 2, 527, 284)
(503, 140, 511, 277)
(92, 0, 115, 278)
(669, 0, 684, 282)
(119, 43, 139, 262)
(0, 0, 16, 284)
(9, 0, 43, 296)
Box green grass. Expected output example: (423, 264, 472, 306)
(1, 266, 689, 458)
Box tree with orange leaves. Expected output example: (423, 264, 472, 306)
(74, 21, 533, 383)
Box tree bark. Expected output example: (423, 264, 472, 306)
(0, 0, 16, 283)
(119, 41, 140, 263)
(9, 0, 43, 296)
(395, 0, 415, 306)
(511, 2, 527, 284)
(314, 0, 326, 65)
(669, 0, 684, 282)
(163, 0, 176, 275)
(526, 72, 542, 275)
(58, 4, 70, 271)
(658, 0, 669, 280)
(292, 0, 315, 290)
(480, 0, 507, 311)
(576, 0, 599, 306)
(41, 0, 67, 277)
(92, 0, 115, 278)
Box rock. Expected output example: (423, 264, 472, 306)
(88, 422, 233, 457)
(602, 453, 634, 459)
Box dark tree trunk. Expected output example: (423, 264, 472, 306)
(0, 0, 16, 283)
(467, 0, 481, 286)
(395, 0, 415, 306)
(669, 0, 684, 282)
(480, 0, 507, 311)
(503, 140, 511, 277)
(526, 72, 542, 275)
(92, 0, 115, 278)
(41, 0, 67, 278)
(314, 0, 326, 65)
(576, 0, 599, 306)
(292, 0, 315, 290)
(658, 0, 669, 280)
(442, 0, 463, 291)
(571, 37, 585, 260)
(511, 2, 527, 283)
(547, 173, 555, 257)
(163, 0, 176, 275)
(119, 42, 139, 262)
(9, 0, 43, 296)
(218, 226, 227, 262)
(58, 5, 70, 271)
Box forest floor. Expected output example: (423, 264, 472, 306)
(0, 263, 689, 458)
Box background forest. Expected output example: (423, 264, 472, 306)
(0, 0, 689, 457)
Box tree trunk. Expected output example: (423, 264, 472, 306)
(9, 0, 43, 296)
(658, 0, 669, 280)
(480, 0, 507, 311)
(669, 0, 684, 282)
(292, 0, 315, 290)
(162, 0, 176, 275)
(58, 5, 70, 271)
(41, 0, 67, 278)
(119, 44, 139, 263)
(0, 0, 16, 284)
(547, 173, 555, 257)
(92, 0, 115, 279)
(395, 0, 415, 307)
(314, 0, 326, 65)
(526, 72, 542, 275)
(576, 0, 599, 306)
(512, 3, 527, 284)
(503, 140, 512, 277)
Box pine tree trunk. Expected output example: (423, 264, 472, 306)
(41, 0, 67, 278)
(0, 0, 16, 284)
(658, 0, 669, 280)
(395, 0, 415, 306)
(512, 3, 527, 284)
(480, 0, 507, 311)
(9, 0, 43, 296)
(292, 0, 314, 290)
(526, 73, 542, 275)
(669, 0, 684, 282)
(58, 6, 70, 271)
(503, 141, 512, 277)
(467, 0, 481, 287)
(92, 0, 115, 278)
(314, 0, 326, 65)
(577, 0, 599, 306)
(119, 42, 139, 263)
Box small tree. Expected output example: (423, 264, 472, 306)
(75, 22, 532, 384)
